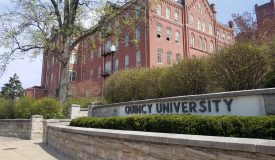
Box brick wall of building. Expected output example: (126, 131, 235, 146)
(41, 0, 234, 97)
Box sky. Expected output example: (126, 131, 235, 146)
(0, 0, 270, 89)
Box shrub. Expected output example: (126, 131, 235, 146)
(105, 68, 166, 103)
(13, 97, 34, 119)
(162, 58, 208, 97)
(209, 43, 268, 91)
(0, 98, 13, 119)
(263, 70, 275, 88)
(70, 115, 275, 140)
(30, 97, 63, 119)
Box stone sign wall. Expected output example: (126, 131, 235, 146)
(45, 124, 275, 160)
(0, 115, 43, 140)
(89, 88, 275, 117)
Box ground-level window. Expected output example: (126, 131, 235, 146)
(136, 50, 141, 66)
(167, 51, 172, 65)
(69, 70, 77, 81)
(157, 48, 163, 64)
(125, 55, 129, 69)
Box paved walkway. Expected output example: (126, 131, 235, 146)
(0, 136, 71, 160)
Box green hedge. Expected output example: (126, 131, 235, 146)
(70, 115, 275, 140)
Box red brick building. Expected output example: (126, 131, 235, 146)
(255, 0, 275, 37)
(34, 0, 234, 98)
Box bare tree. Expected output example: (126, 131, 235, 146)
(232, 12, 275, 43)
(0, 0, 150, 102)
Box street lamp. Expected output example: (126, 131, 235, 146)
(110, 45, 116, 74)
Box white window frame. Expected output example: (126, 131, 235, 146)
(136, 50, 141, 66)
(165, 7, 171, 19)
(157, 48, 163, 64)
(167, 51, 172, 65)
(175, 31, 180, 43)
(125, 55, 129, 69)
(166, 27, 171, 41)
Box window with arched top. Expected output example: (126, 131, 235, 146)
(202, 38, 207, 51)
(189, 14, 194, 27)
(174, 11, 179, 22)
(190, 33, 195, 47)
(175, 31, 180, 43)
(157, 48, 163, 64)
(156, 4, 162, 15)
(197, 19, 201, 31)
(166, 7, 171, 19)
(157, 23, 162, 38)
(198, 37, 202, 50)
(166, 27, 171, 41)
(209, 23, 213, 35)
(210, 41, 214, 53)
(167, 51, 172, 65)
(202, 20, 206, 32)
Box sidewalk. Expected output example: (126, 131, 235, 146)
(0, 136, 71, 160)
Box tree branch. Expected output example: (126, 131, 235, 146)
(50, 0, 63, 28)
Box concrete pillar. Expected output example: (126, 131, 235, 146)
(31, 115, 43, 140)
(68, 104, 81, 119)
(88, 102, 101, 117)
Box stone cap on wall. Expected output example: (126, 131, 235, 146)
(48, 124, 275, 156)
(92, 88, 275, 109)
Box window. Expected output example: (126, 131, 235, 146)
(198, 37, 202, 50)
(51, 73, 54, 83)
(136, 50, 141, 65)
(228, 35, 231, 43)
(202, 38, 207, 51)
(189, 15, 194, 27)
(217, 30, 220, 38)
(69, 70, 77, 81)
(209, 23, 213, 35)
(90, 69, 94, 80)
(135, 26, 141, 40)
(197, 19, 201, 31)
(190, 33, 195, 47)
(90, 50, 94, 61)
(157, 48, 163, 64)
(210, 41, 214, 53)
(135, 6, 142, 17)
(98, 67, 101, 79)
(202, 20, 206, 32)
(167, 51, 172, 65)
(82, 71, 86, 81)
(105, 61, 111, 74)
(69, 53, 77, 64)
(198, 3, 203, 14)
(222, 32, 226, 41)
(175, 31, 180, 43)
(166, 27, 171, 41)
(157, 24, 162, 38)
(165, 7, 171, 19)
(125, 55, 129, 69)
(115, 59, 119, 72)
(176, 53, 181, 63)
(82, 54, 86, 64)
(105, 40, 112, 53)
(124, 33, 129, 46)
(52, 57, 55, 66)
(156, 4, 162, 15)
(174, 11, 179, 22)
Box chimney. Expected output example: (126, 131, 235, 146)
(210, 4, 217, 13)
(228, 21, 234, 28)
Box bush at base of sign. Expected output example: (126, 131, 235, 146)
(70, 115, 275, 140)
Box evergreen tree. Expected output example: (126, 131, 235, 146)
(1, 74, 24, 102)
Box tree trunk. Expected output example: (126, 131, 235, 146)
(57, 37, 72, 103)
(58, 63, 70, 103)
